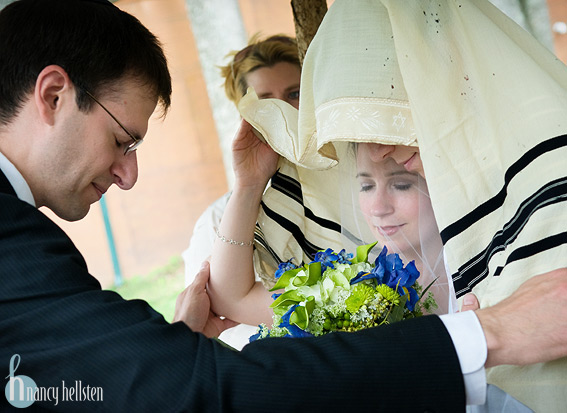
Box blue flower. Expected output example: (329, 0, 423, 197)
(392, 260, 420, 290)
(278, 304, 313, 338)
(402, 284, 420, 312)
(275, 259, 298, 279)
(279, 304, 298, 326)
(386, 258, 420, 311)
(350, 246, 421, 311)
(286, 325, 313, 338)
(350, 247, 388, 285)
(249, 324, 270, 342)
(350, 268, 382, 285)
(336, 249, 354, 265)
(311, 248, 340, 272)
(271, 292, 282, 300)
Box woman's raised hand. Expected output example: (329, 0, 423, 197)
(231, 119, 280, 190)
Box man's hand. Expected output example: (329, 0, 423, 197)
(460, 293, 480, 312)
(174, 261, 239, 338)
(476, 268, 567, 367)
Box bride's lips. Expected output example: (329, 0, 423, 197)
(377, 225, 404, 236)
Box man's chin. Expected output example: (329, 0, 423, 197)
(51, 204, 91, 222)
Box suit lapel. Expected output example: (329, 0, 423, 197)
(0, 169, 18, 197)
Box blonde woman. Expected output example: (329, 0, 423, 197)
(182, 34, 300, 282)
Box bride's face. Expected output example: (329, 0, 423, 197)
(356, 143, 437, 264)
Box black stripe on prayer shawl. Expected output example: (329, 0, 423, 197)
(270, 171, 303, 204)
(271, 171, 367, 249)
(440, 134, 567, 244)
(260, 201, 322, 261)
(270, 171, 342, 233)
(253, 224, 283, 265)
(452, 177, 567, 296)
(493, 231, 567, 276)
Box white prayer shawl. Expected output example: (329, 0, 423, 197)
(240, 1, 567, 410)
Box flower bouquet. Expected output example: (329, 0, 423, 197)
(250, 241, 437, 341)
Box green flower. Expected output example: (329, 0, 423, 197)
(324, 267, 350, 290)
(341, 262, 372, 281)
(375, 284, 401, 305)
(345, 284, 375, 314)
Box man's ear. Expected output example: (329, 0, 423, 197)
(34, 65, 74, 126)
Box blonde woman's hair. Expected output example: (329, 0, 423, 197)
(220, 33, 300, 105)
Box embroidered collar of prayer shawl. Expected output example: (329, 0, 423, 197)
(241, 0, 567, 409)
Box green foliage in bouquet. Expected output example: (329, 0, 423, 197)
(250, 242, 437, 341)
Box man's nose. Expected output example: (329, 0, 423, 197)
(111, 151, 139, 190)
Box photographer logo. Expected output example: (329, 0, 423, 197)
(4, 354, 103, 408)
(5, 354, 37, 408)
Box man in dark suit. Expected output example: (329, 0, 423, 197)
(1, 0, 566, 411)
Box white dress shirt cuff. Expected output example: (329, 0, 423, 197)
(440, 311, 487, 405)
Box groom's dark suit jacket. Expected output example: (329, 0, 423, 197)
(0, 169, 465, 412)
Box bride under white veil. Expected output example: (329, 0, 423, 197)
(335, 142, 456, 315)
(239, 0, 566, 410)
(239, 0, 458, 316)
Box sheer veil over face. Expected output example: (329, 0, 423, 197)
(356, 144, 436, 257)
(339, 143, 453, 314)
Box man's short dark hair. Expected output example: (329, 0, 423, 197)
(0, 0, 172, 124)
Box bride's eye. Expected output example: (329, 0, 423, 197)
(392, 182, 412, 191)
(359, 182, 374, 192)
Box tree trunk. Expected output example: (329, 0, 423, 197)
(291, 0, 328, 65)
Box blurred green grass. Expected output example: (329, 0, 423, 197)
(110, 255, 185, 322)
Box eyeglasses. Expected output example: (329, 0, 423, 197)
(84, 90, 143, 155)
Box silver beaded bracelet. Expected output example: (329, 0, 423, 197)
(214, 227, 254, 247)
